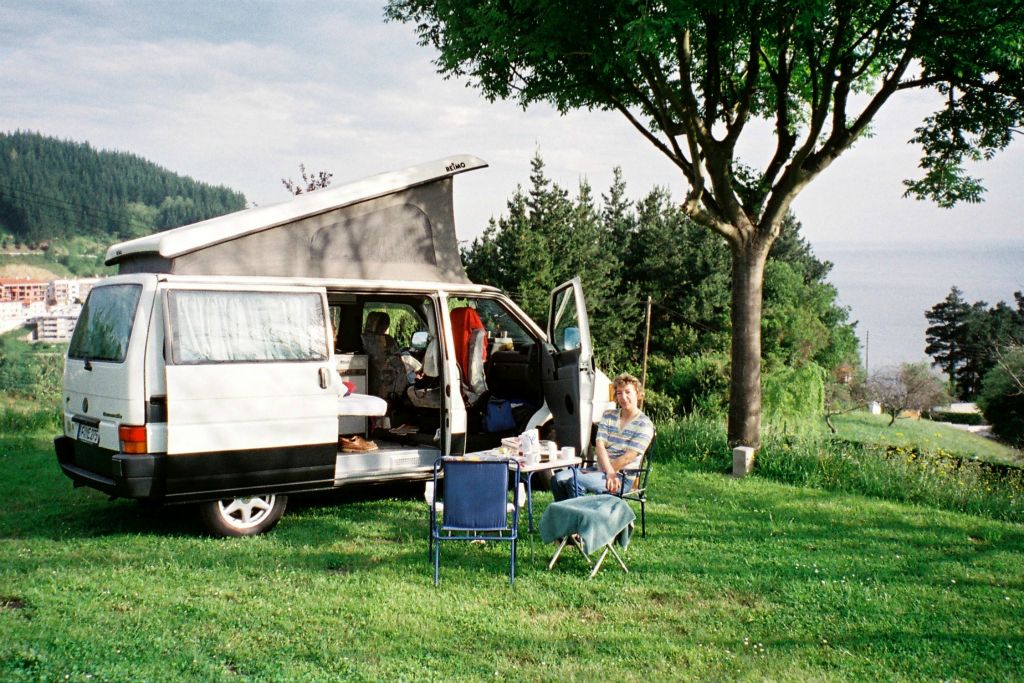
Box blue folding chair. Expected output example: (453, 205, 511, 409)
(429, 456, 520, 586)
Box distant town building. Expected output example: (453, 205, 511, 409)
(34, 313, 79, 342)
(0, 300, 26, 322)
(0, 278, 48, 304)
(47, 278, 98, 305)
(0, 277, 100, 340)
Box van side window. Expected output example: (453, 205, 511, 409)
(167, 290, 329, 364)
(68, 283, 142, 362)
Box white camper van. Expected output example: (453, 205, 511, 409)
(54, 155, 610, 535)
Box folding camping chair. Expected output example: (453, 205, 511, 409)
(428, 456, 521, 585)
(608, 431, 655, 537)
(578, 431, 656, 537)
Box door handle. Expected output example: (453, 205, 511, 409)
(318, 367, 330, 389)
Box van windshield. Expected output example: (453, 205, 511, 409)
(68, 284, 142, 362)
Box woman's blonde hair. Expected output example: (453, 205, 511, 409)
(612, 372, 645, 402)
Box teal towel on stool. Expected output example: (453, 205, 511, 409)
(539, 495, 636, 552)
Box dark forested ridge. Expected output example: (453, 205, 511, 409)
(0, 131, 246, 242)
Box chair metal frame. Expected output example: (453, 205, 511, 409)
(429, 456, 521, 585)
(583, 431, 656, 537)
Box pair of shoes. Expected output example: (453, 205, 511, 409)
(340, 435, 378, 452)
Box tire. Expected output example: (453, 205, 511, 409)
(198, 494, 288, 537)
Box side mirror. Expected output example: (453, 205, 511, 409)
(411, 330, 430, 350)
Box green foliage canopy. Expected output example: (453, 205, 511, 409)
(389, 0, 1024, 447)
(925, 286, 1024, 399)
(977, 346, 1024, 445)
(462, 154, 858, 420)
(388, 0, 1023, 224)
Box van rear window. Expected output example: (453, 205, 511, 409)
(167, 290, 329, 364)
(68, 284, 142, 362)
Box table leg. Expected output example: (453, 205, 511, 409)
(525, 471, 535, 532)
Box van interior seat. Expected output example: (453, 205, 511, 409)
(361, 312, 408, 400)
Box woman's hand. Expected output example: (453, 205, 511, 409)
(605, 470, 621, 493)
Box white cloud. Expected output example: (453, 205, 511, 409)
(1, 0, 1020, 244)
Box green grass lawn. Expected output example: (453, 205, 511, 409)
(831, 411, 1023, 467)
(2, 431, 1023, 681)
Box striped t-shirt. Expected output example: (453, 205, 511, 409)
(596, 408, 655, 469)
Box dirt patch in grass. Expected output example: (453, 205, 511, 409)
(1, 596, 27, 612)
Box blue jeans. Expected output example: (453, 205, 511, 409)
(551, 467, 632, 502)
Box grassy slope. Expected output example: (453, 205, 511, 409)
(832, 411, 1023, 467)
(2, 431, 1022, 681)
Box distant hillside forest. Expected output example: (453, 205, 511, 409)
(0, 131, 246, 243)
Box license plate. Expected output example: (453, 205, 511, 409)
(77, 423, 99, 445)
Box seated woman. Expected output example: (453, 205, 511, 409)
(551, 373, 654, 501)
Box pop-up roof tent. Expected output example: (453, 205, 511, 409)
(106, 155, 487, 283)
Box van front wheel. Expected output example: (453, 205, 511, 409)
(198, 494, 288, 536)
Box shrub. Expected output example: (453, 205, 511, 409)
(762, 362, 825, 428)
(927, 410, 985, 426)
(660, 415, 1024, 523)
(0, 406, 61, 435)
(977, 348, 1024, 445)
(645, 353, 729, 418)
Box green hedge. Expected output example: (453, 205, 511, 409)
(927, 410, 985, 426)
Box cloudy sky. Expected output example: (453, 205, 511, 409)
(3, 0, 1022, 367)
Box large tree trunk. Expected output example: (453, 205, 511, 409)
(727, 240, 770, 448)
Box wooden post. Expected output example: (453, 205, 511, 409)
(640, 295, 652, 408)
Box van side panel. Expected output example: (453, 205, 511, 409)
(164, 364, 338, 454)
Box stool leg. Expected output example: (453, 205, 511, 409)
(608, 544, 629, 573)
(588, 543, 629, 578)
(589, 546, 611, 579)
(547, 537, 569, 570)
(570, 534, 592, 565)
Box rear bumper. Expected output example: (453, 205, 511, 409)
(54, 436, 336, 503)
(54, 436, 163, 499)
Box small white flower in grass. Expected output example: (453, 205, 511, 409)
(951, 579, 956, 584)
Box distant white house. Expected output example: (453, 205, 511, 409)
(34, 313, 80, 341)
(46, 278, 99, 306)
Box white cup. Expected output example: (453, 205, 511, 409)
(561, 446, 575, 461)
(547, 442, 558, 462)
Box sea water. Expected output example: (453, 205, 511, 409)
(813, 240, 1024, 373)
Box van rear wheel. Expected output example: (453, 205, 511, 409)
(198, 494, 288, 536)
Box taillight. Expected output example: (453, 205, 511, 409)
(118, 425, 147, 454)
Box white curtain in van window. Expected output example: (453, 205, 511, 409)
(169, 290, 328, 363)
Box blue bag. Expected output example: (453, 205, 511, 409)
(483, 398, 515, 433)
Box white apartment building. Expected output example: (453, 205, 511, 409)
(34, 314, 79, 342)
(47, 278, 99, 306)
